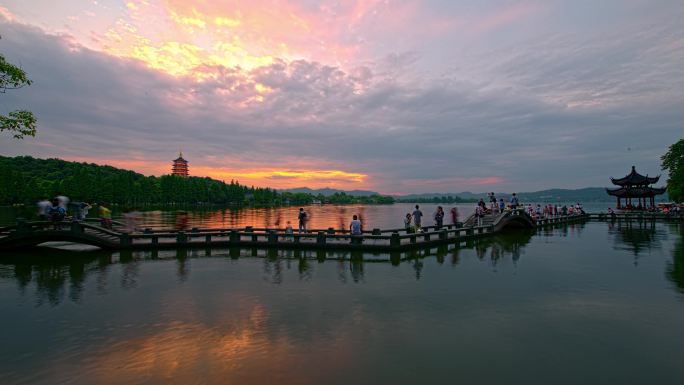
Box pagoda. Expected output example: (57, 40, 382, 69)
(171, 152, 189, 177)
(606, 166, 666, 210)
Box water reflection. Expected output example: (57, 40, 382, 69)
(666, 223, 684, 294)
(2, 221, 681, 307)
(0, 251, 109, 306)
(1, 203, 480, 231)
(2, 222, 684, 385)
(608, 219, 664, 265)
(0, 230, 540, 306)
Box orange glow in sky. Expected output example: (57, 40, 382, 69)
(101, 0, 365, 79)
(68, 156, 369, 190)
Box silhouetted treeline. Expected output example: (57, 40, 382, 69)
(396, 196, 476, 204)
(0, 156, 394, 206)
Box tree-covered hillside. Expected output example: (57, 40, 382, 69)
(0, 156, 394, 206)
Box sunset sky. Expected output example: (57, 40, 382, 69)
(1, 0, 683, 194)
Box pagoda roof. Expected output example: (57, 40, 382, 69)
(606, 186, 666, 198)
(610, 166, 660, 186)
(173, 156, 187, 162)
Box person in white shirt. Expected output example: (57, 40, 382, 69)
(350, 215, 362, 235)
(37, 198, 51, 220)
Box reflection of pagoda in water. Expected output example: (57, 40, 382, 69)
(608, 219, 662, 266)
(171, 152, 189, 177)
(606, 166, 665, 210)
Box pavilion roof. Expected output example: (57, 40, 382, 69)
(610, 166, 660, 186)
(605, 186, 666, 198)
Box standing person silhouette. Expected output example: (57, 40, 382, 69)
(412, 205, 423, 232)
(450, 207, 459, 226)
(434, 206, 444, 229)
(298, 208, 308, 233)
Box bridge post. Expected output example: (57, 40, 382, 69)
(70, 221, 83, 234)
(423, 233, 431, 241)
(120, 233, 131, 246)
(205, 234, 212, 243)
(177, 231, 188, 244)
(327, 227, 335, 235)
(372, 228, 381, 235)
(230, 230, 239, 243)
(15, 219, 31, 236)
(317, 231, 326, 245)
(268, 230, 278, 244)
(245, 226, 257, 242)
(152, 236, 158, 246)
(439, 229, 447, 241)
(390, 232, 400, 247)
(390, 251, 401, 265)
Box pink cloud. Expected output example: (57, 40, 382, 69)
(0, 6, 16, 22)
(470, 2, 543, 35)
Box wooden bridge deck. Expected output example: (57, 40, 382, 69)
(0, 210, 604, 252)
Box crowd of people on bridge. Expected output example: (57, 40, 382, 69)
(404, 205, 460, 233)
(31, 192, 679, 238)
(35, 194, 128, 231)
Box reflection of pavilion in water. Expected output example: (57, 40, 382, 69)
(607, 219, 663, 265)
(666, 224, 684, 295)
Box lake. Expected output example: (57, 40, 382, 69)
(0, 202, 616, 230)
(1, 216, 683, 385)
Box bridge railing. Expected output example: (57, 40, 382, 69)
(2, 212, 593, 251)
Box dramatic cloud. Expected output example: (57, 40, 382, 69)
(0, 1, 683, 193)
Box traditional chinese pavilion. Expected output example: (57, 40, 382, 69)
(606, 166, 666, 210)
(171, 152, 189, 177)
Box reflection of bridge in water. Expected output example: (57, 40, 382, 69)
(3, 217, 682, 305)
(0, 229, 542, 305)
(0, 210, 586, 252)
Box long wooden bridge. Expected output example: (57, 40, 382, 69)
(0, 209, 598, 252)
(1, 211, 681, 253)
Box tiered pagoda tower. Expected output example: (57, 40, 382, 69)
(606, 166, 665, 210)
(171, 152, 189, 177)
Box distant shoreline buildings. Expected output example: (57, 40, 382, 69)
(171, 152, 189, 177)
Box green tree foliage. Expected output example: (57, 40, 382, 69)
(661, 139, 684, 202)
(0, 53, 36, 139)
(0, 156, 394, 206)
(396, 195, 475, 204)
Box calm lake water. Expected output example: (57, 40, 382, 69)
(1, 217, 683, 385)
(0, 202, 616, 230)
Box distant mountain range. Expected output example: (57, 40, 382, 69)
(282, 187, 669, 202)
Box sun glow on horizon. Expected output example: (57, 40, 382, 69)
(65, 156, 370, 190)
